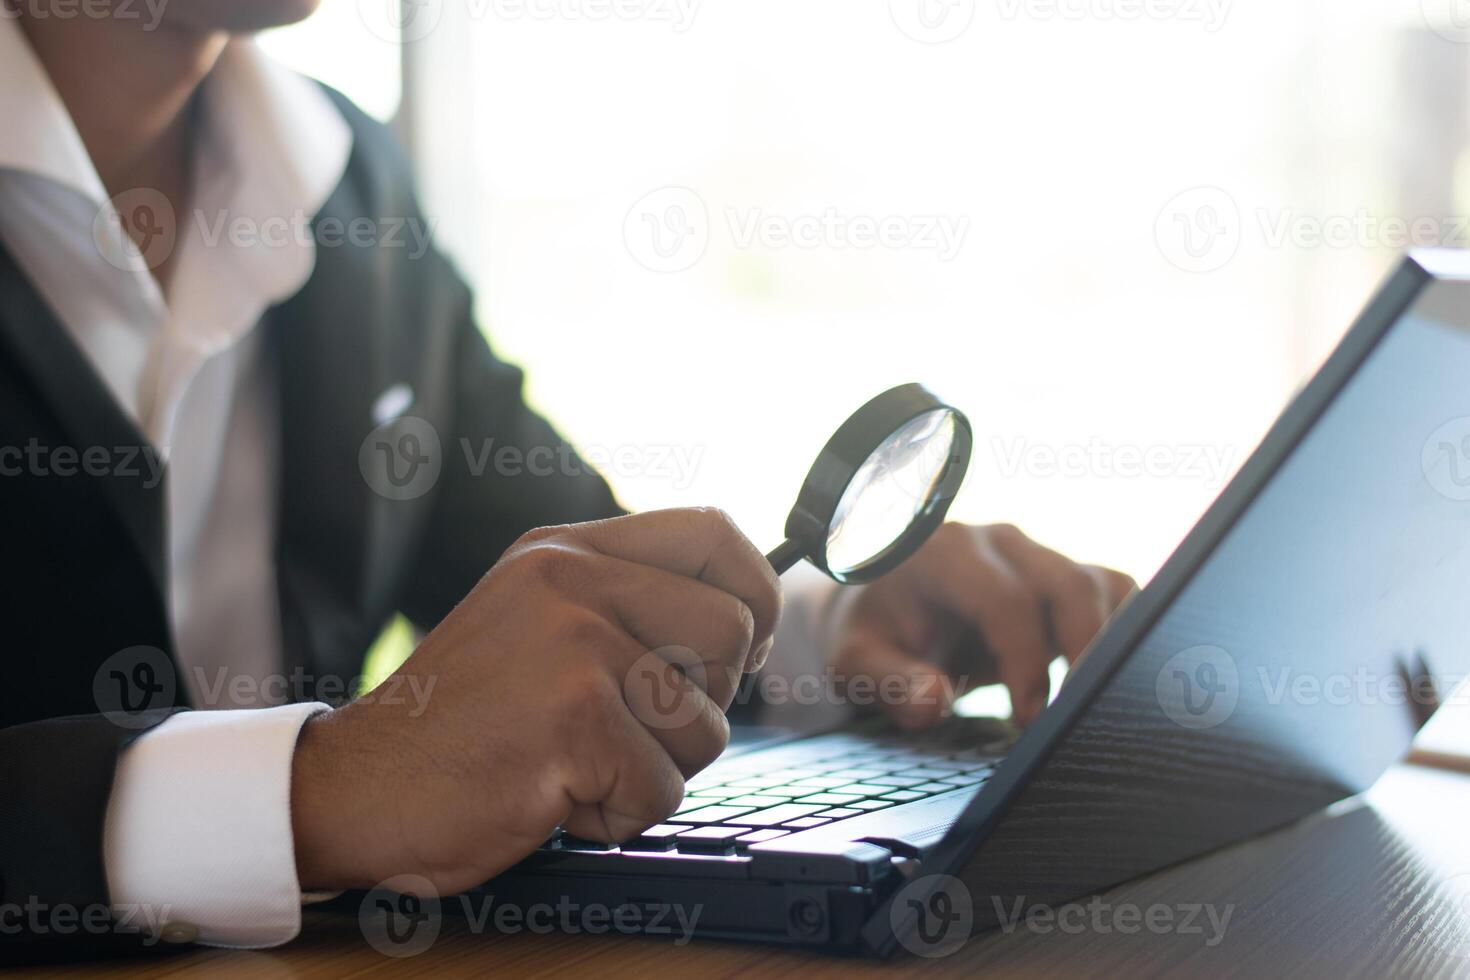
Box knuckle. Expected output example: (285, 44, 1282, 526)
(692, 506, 741, 543)
(517, 540, 588, 588)
(736, 600, 757, 644)
(1064, 566, 1101, 603)
(987, 522, 1024, 546)
(935, 521, 976, 557)
(557, 658, 616, 717)
(510, 523, 565, 551)
(563, 608, 618, 651)
(691, 711, 731, 773)
(648, 769, 686, 823)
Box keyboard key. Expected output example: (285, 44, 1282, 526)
(784, 817, 831, 829)
(816, 808, 862, 819)
(668, 805, 759, 824)
(831, 783, 898, 798)
(736, 829, 790, 845)
(621, 824, 687, 851)
(884, 790, 927, 802)
(914, 782, 961, 794)
(727, 776, 793, 789)
(764, 769, 824, 782)
(723, 795, 793, 808)
(907, 767, 965, 780)
(560, 836, 616, 851)
(795, 793, 863, 806)
(675, 797, 718, 814)
(942, 773, 988, 786)
(851, 799, 894, 811)
(827, 768, 890, 781)
(869, 775, 928, 788)
(786, 776, 851, 790)
(674, 826, 747, 853)
(920, 759, 988, 772)
(689, 788, 741, 799)
(727, 803, 827, 826)
(726, 787, 801, 799)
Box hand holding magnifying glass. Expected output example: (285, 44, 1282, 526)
(766, 383, 972, 584)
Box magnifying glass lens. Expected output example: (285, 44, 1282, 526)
(824, 409, 957, 576)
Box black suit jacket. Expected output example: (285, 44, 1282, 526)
(0, 88, 621, 961)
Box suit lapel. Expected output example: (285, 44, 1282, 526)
(271, 179, 421, 691)
(0, 244, 167, 596)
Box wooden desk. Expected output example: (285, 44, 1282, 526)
(32, 763, 1470, 979)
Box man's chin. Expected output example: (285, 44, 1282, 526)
(158, 0, 325, 33)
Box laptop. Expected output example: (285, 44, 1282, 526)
(473, 249, 1470, 956)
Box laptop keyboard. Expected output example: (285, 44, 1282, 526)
(544, 722, 1013, 857)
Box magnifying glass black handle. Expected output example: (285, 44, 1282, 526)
(765, 538, 805, 576)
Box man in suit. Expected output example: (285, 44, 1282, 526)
(0, 0, 1133, 959)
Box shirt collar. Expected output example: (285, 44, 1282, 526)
(0, 16, 110, 204)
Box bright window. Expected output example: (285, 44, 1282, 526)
(268, 0, 1466, 583)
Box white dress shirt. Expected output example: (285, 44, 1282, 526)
(0, 18, 843, 951)
(0, 21, 349, 947)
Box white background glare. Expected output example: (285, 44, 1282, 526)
(263, 0, 1469, 590)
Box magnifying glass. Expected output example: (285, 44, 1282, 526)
(765, 383, 972, 584)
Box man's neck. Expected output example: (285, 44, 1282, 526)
(18, 15, 226, 286)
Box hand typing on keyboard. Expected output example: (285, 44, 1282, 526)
(831, 523, 1136, 728)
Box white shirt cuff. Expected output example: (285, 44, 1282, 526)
(103, 702, 331, 948)
(758, 564, 863, 730)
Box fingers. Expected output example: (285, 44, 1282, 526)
(988, 527, 1112, 665)
(1094, 565, 1139, 611)
(837, 625, 956, 731)
(563, 700, 690, 843)
(910, 525, 1053, 724)
(595, 555, 757, 702)
(568, 509, 783, 667)
(620, 647, 731, 774)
